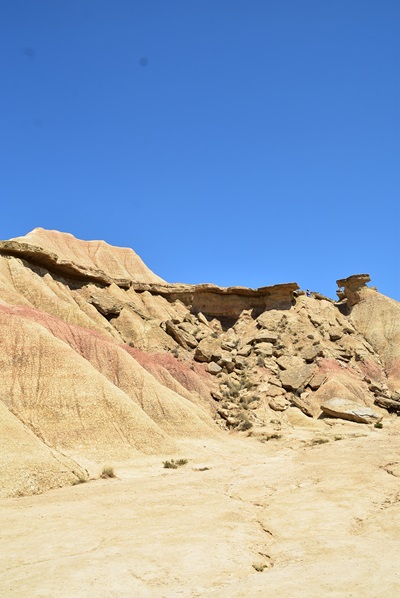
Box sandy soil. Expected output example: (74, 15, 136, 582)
(1, 421, 400, 598)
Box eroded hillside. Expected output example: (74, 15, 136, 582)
(1, 228, 399, 497)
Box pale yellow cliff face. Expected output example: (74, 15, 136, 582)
(0, 228, 398, 500)
(12, 227, 166, 284)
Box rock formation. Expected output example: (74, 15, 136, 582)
(0, 227, 399, 497)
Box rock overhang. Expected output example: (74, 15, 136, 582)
(336, 274, 371, 306)
(131, 281, 300, 319)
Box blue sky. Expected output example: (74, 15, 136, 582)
(1, 1, 399, 299)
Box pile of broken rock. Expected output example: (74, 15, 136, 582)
(159, 275, 393, 431)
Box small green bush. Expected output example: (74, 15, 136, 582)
(374, 422, 383, 429)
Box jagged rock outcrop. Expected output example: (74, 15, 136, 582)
(0, 228, 398, 497)
(336, 274, 371, 307)
(337, 274, 400, 392)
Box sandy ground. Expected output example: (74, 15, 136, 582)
(1, 420, 400, 598)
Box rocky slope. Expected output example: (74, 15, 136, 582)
(0, 228, 398, 497)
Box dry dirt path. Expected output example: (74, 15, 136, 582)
(1, 423, 400, 597)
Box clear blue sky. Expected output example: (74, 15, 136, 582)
(1, 1, 399, 299)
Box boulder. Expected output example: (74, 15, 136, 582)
(368, 382, 387, 395)
(264, 385, 286, 398)
(206, 362, 222, 375)
(269, 377, 282, 388)
(251, 331, 278, 345)
(194, 328, 209, 342)
(269, 397, 290, 411)
(329, 327, 343, 342)
(178, 321, 198, 336)
(264, 359, 280, 374)
(276, 355, 304, 371)
(89, 292, 124, 317)
(287, 394, 315, 417)
(279, 364, 316, 391)
(308, 372, 327, 390)
(165, 321, 198, 350)
(300, 343, 323, 362)
(196, 312, 209, 326)
(217, 353, 235, 373)
(194, 337, 222, 363)
(374, 396, 400, 413)
(237, 344, 252, 357)
(233, 356, 247, 370)
(254, 342, 274, 357)
(334, 348, 352, 362)
(320, 397, 382, 424)
(221, 336, 239, 350)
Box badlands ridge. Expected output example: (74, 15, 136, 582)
(1, 228, 400, 498)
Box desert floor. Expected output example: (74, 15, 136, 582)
(1, 419, 400, 598)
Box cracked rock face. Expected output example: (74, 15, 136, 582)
(0, 228, 398, 497)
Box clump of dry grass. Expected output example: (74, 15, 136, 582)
(72, 470, 88, 485)
(311, 438, 329, 445)
(253, 563, 267, 572)
(163, 458, 188, 469)
(101, 465, 116, 479)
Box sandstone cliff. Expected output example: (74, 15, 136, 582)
(0, 229, 398, 497)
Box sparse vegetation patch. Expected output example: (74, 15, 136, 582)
(72, 472, 88, 485)
(253, 563, 267, 572)
(311, 438, 329, 445)
(101, 465, 116, 479)
(163, 459, 188, 469)
(238, 419, 253, 431)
